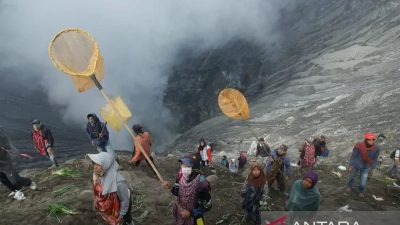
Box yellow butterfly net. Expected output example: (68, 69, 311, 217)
(218, 88, 250, 120)
(48, 28, 104, 92)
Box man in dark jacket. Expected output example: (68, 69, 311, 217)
(31, 119, 58, 168)
(86, 114, 116, 158)
(256, 138, 271, 158)
(256, 138, 271, 167)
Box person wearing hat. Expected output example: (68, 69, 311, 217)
(346, 132, 381, 197)
(88, 152, 134, 225)
(286, 171, 320, 222)
(256, 137, 271, 163)
(86, 114, 114, 156)
(162, 154, 212, 225)
(31, 119, 58, 168)
(266, 144, 291, 193)
(128, 124, 156, 173)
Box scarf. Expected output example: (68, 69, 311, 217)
(247, 164, 267, 188)
(32, 129, 47, 156)
(93, 177, 120, 225)
(173, 174, 200, 225)
(88, 152, 125, 195)
(355, 142, 376, 164)
(287, 180, 320, 212)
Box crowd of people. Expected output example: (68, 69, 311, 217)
(1, 117, 400, 225)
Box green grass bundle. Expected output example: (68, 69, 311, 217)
(373, 175, 396, 185)
(47, 203, 79, 217)
(52, 168, 81, 178)
(53, 184, 77, 196)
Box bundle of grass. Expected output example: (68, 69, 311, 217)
(52, 168, 81, 178)
(373, 175, 396, 185)
(53, 184, 77, 197)
(47, 203, 79, 218)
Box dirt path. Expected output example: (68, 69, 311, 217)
(1, 154, 399, 225)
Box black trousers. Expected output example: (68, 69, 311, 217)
(122, 193, 133, 224)
(0, 172, 31, 191)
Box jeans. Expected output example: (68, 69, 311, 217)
(347, 167, 369, 193)
(389, 161, 398, 176)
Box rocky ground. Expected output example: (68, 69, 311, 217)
(1, 153, 399, 225)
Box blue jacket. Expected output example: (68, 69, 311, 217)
(266, 149, 291, 176)
(349, 142, 381, 169)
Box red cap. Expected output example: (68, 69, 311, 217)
(364, 132, 376, 140)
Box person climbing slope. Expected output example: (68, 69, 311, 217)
(241, 162, 267, 225)
(31, 119, 58, 168)
(162, 154, 212, 225)
(346, 132, 381, 197)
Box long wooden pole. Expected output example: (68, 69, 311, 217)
(91, 75, 164, 182)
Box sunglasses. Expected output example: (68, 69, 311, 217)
(366, 139, 376, 141)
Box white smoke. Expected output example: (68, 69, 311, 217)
(0, 0, 293, 151)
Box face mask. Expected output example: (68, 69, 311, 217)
(33, 124, 41, 130)
(181, 167, 192, 179)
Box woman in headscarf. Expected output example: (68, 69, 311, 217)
(162, 153, 212, 225)
(88, 152, 134, 225)
(286, 171, 320, 223)
(241, 162, 267, 225)
(298, 137, 317, 176)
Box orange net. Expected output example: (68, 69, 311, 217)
(48, 28, 104, 92)
(218, 88, 250, 120)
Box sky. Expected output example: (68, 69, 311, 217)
(0, 0, 293, 151)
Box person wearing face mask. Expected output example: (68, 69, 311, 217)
(266, 144, 291, 193)
(346, 132, 381, 197)
(88, 152, 134, 225)
(31, 119, 58, 168)
(162, 154, 212, 225)
(286, 171, 320, 223)
(241, 162, 267, 225)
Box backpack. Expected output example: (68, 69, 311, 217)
(390, 149, 399, 159)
